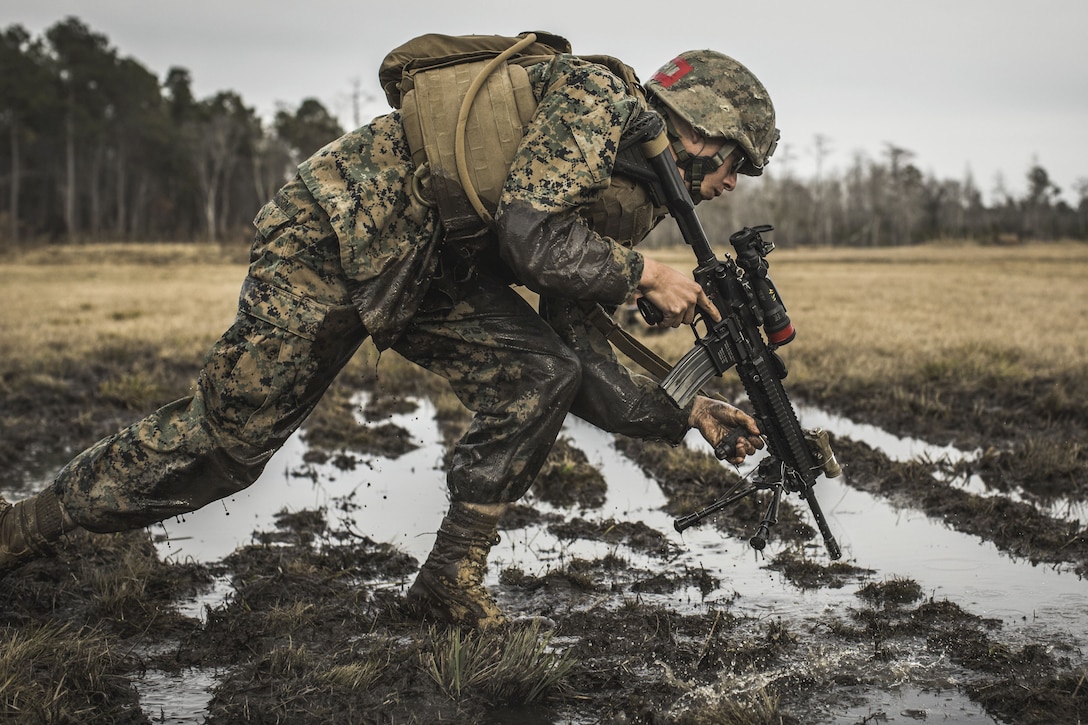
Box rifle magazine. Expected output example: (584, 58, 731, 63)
(662, 344, 722, 408)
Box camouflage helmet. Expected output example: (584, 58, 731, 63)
(645, 50, 779, 176)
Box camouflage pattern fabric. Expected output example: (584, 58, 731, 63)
(645, 51, 778, 176)
(510, 57, 643, 215)
(54, 177, 366, 532)
(394, 273, 582, 503)
(492, 58, 646, 304)
(298, 113, 440, 351)
(540, 296, 690, 443)
(51, 54, 691, 531)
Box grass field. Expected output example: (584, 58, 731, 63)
(0, 243, 246, 369)
(2, 239, 1085, 472)
(644, 240, 1088, 386)
(3, 240, 1085, 384)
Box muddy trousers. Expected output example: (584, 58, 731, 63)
(52, 258, 581, 534)
(392, 275, 582, 504)
(53, 228, 370, 532)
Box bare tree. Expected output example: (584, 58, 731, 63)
(188, 92, 252, 240)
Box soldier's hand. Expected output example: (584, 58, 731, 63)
(688, 396, 763, 465)
(638, 257, 720, 327)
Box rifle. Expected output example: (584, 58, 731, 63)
(613, 111, 843, 560)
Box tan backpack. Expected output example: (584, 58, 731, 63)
(381, 32, 648, 242)
(380, 33, 563, 240)
(379, 32, 572, 109)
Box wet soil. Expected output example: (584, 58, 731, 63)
(1, 351, 1086, 723)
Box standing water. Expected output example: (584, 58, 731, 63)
(155, 397, 1087, 639)
(143, 395, 1085, 722)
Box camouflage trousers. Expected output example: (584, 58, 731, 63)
(53, 233, 582, 535)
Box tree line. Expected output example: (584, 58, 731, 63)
(651, 144, 1088, 249)
(0, 17, 343, 245)
(2, 17, 1086, 247)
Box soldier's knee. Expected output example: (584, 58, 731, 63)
(208, 443, 275, 492)
(539, 347, 582, 407)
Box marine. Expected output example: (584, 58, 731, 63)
(2, 34, 779, 630)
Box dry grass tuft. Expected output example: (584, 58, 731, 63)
(0, 623, 143, 722)
(421, 621, 576, 703)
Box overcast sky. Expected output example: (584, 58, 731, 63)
(7, 0, 1088, 204)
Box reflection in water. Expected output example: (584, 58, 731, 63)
(155, 398, 450, 567)
(798, 404, 1088, 520)
(817, 684, 995, 724)
(136, 668, 219, 724)
(146, 396, 1086, 723)
(157, 397, 1087, 642)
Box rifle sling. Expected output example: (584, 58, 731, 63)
(585, 303, 730, 407)
(583, 304, 675, 382)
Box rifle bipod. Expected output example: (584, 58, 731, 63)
(673, 456, 798, 552)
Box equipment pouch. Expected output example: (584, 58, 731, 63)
(401, 59, 538, 241)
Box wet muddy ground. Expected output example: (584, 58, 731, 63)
(2, 350, 1086, 724)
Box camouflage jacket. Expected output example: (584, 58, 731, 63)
(251, 54, 688, 442)
(289, 54, 659, 349)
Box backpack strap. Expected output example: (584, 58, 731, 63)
(582, 303, 675, 381)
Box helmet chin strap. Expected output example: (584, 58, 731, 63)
(662, 114, 734, 204)
(662, 115, 703, 202)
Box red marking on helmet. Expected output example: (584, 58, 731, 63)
(652, 57, 693, 88)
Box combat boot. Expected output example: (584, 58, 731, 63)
(0, 486, 76, 577)
(407, 502, 507, 630)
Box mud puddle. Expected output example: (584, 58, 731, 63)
(798, 404, 1088, 522)
(816, 684, 995, 724)
(136, 667, 219, 725)
(156, 396, 1088, 637)
(138, 394, 1087, 723)
(709, 408, 1087, 639)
